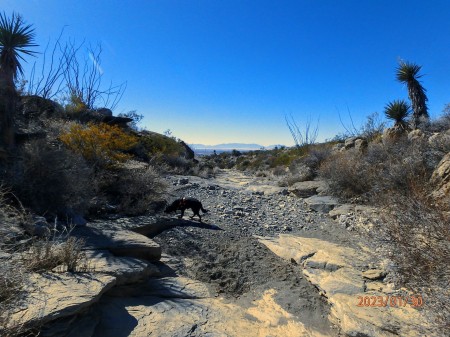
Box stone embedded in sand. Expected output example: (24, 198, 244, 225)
(304, 195, 339, 213)
(362, 269, 386, 281)
(328, 204, 355, 219)
(288, 180, 327, 198)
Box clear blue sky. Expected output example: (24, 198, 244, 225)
(4, 0, 450, 146)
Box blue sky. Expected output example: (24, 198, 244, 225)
(4, 0, 450, 146)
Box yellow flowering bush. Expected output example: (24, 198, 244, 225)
(60, 123, 138, 166)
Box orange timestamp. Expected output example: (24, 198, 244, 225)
(356, 295, 424, 308)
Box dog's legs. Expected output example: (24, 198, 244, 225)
(179, 209, 185, 219)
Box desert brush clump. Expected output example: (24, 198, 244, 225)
(374, 191, 449, 334)
(60, 122, 138, 167)
(9, 139, 96, 215)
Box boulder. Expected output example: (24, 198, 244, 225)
(344, 137, 360, 149)
(304, 195, 339, 213)
(288, 180, 327, 198)
(354, 138, 368, 152)
(408, 129, 426, 141)
(382, 127, 406, 143)
(430, 152, 450, 199)
(179, 140, 195, 159)
(329, 204, 355, 219)
(332, 143, 345, 152)
(428, 131, 450, 151)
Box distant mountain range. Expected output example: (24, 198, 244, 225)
(190, 143, 285, 151)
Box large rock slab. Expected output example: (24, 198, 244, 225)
(288, 181, 327, 198)
(84, 250, 160, 285)
(95, 283, 323, 337)
(259, 235, 431, 337)
(7, 273, 116, 330)
(72, 227, 161, 261)
(304, 195, 339, 213)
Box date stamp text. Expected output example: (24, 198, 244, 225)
(356, 295, 424, 308)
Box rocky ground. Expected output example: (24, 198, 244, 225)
(3, 169, 433, 337)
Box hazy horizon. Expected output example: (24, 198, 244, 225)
(5, 0, 450, 146)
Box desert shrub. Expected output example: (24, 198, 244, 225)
(374, 192, 449, 333)
(64, 93, 88, 119)
(302, 145, 332, 171)
(99, 164, 167, 216)
(10, 140, 96, 215)
(319, 150, 372, 199)
(60, 122, 138, 167)
(320, 138, 439, 201)
(138, 131, 185, 157)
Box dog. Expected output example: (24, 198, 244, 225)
(164, 197, 208, 222)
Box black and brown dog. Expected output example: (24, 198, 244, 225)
(164, 197, 208, 222)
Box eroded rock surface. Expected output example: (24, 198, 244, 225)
(259, 235, 430, 337)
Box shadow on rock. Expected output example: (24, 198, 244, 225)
(133, 217, 223, 238)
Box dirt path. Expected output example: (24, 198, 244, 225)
(145, 170, 359, 335)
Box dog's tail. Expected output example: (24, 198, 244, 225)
(201, 206, 208, 213)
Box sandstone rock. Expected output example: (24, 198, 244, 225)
(288, 181, 327, 198)
(383, 127, 406, 143)
(259, 235, 429, 337)
(84, 250, 160, 285)
(8, 273, 116, 330)
(428, 131, 450, 150)
(329, 204, 355, 219)
(430, 152, 450, 199)
(344, 137, 360, 149)
(304, 195, 339, 213)
(72, 227, 162, 261)
(332, 143, 345, 152)
(95, 280, 322, 337)
(362, 269, 386, 280)
(408, 129, 426, 141)
(354, 138, 368, 152)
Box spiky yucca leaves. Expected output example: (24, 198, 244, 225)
(0, 12, 36, 148)
(396, 60, 428, 128)
(0, 12, 36, 85)
(384, 100, 411, 130)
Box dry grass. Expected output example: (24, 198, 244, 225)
(22, 235, 88, 273)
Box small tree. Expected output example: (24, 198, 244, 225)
(396, 60, 428, 128)
(0, 12, 36, 148)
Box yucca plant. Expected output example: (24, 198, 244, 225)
(0, 12, 36, 148)
(396, 60, 428, 128)
(384, 100, 411, 130)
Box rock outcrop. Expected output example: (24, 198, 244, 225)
(259, 235, 431, 337)
(430, 151, 450, 199)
